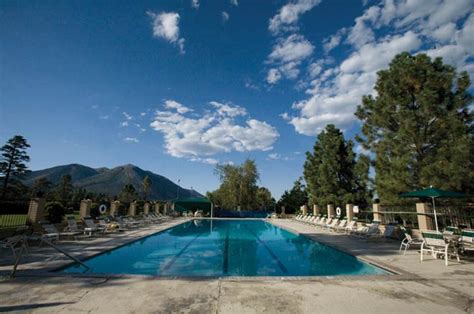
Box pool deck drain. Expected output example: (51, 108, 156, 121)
(1, 218, 473, 313)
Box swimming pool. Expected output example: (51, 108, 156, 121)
(62, 219, 387, 277)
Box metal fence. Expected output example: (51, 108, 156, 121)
(360, 203, 474, 229)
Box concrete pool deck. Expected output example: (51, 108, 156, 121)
(0, 218, 473, 313)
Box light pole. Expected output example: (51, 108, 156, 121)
(177, 179, 181, 199)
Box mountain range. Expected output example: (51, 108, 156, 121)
(22, 163, 202, 200)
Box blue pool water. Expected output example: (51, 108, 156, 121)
(62, 219, 387, 276)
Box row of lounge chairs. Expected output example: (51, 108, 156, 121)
(37, 213, 168, 242)
(1, 213, 170, 260)
(294, 214, 390, 238)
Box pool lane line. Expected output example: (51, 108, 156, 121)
(223, 226, 230, 275)
(159, 231, 205, 274)
(243, 225, 289, 275)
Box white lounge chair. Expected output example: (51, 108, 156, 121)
(0, 235, 29, 260)
(399, 226, 424, 254)
(340, 220, 357, 233)
(83, 218, 106, 234)
(331, 219, 346, 232)
(65, 217, 95, 236)
(324, 218, 339, 231)
(319, 217, 332, 228)
(420, 231, 460, 266)
(461, 229, 474, 251)
(40, 222, 80, 241)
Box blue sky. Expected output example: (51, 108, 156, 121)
(1, 0, 473, 198)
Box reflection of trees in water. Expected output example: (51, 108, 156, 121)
(306, 241, 365, 275)
(166, 220, 370, 276)
(169, 220, 274, 275)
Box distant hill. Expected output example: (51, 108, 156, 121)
(22, 163, 201, 200)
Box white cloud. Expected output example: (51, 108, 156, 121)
(191, 0, 199, 9)
(124, 137, 139, 143)
(164, 100, 193, 114)
(267, 152, 294, 161)
(268, 34, 314, 64)
(268, 153, 281, 160)
(140, 112, 147, 117)
(222, 11, 230, 22)
(210, 101, 247, 117)
(244, 80, 259, 91)
(266, 68, 282, 84)
(190, 157, 219, 165)
(150, 100, 279, 159)
(230, 0, 238, 6)
(285, 0, 474, 136)
(347, 16, 375, 48)
(323, 29, 346, 53)
(91, 105, 99, 109)
(269, 0, 321, 34)
(99, 115, 109, 120)
(147, 11, 185, 54)
(123, 112, 132, 120)
(266, 34, 314, 84)
(121, 121, 129, 127)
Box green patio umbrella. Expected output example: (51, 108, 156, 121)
(400, 187, 467, 232)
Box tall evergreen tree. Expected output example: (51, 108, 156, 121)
(55, 174, 74, 204)
(353, 154, 373, 209)
(355, 52, 474, 203)
(256, 187, 275, 210)
(277, 178, 307, 214)
(304, 124, 356, 207)
(118, 184, 138, 204)
(142, 175, 152, 201)
(30, 177, 52, 198)
(0, 135, 30, 199)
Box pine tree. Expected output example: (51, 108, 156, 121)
(119, 184, 138, 204)
(277, 178, 307, 214)
(256, 187, 274, 210)
(355, 52, 474, 203)
(142, 175, 152, 201)
(55, 174, 74, 204)
(304, 124, 356, 208)
(0, 135, 30, 199)
(30, 177, 52, 198)
(353, 154, 373, 209)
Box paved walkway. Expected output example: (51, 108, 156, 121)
(0, 218, 473, 313)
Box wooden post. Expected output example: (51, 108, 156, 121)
(327, 204, 335, 218)
(27, 198, 45, 223)
(313, 204, 320, 216)
(416, 203, 434, 230)
(79, 199, 92, 218)
(110, 200, 120, 217)
(301, 205, 308, 215)
(373, 203, 383, 223)
(129, 201, 137, 216)
(144, 202, 150, 215)
(345, 204, 354, 221)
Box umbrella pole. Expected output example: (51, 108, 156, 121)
(432, 197, 439, 233)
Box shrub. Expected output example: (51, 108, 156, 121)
(45, 201, 66, 224)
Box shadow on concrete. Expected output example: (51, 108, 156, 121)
(0, 302, 74, 312)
